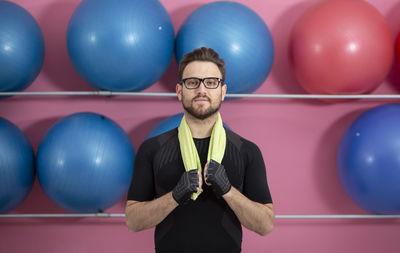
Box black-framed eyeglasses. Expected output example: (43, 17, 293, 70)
(180, 77, 223, 89)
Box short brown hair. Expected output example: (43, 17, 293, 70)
(178, 47, 226, 81)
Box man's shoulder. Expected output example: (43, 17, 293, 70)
(139, 128, 179, 152)
(225, 128, 258, 150)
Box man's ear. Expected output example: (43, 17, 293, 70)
(176, 83, 183, 101)
(221, 83, 227, 101)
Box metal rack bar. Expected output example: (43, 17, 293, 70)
(1, 91, 400, 99)
(275, 214, 400, 219)
(1, 213, 399, 219)
(0, 213, 125, 218)
(0, 91, 177, 97)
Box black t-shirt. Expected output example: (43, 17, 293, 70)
(128, 128, 272, 253)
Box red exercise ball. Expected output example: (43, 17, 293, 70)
(290, 0, 393, 95)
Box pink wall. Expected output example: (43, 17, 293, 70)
(1, 0, 400, 252)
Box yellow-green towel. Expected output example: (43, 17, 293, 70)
(178, 113, 226, 200)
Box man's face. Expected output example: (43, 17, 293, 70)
(176, 61, 227, 120)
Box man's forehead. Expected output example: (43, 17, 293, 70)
(182, 61, 222, 78)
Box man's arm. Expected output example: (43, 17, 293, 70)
(126, 169, 202, 232)
(223, 187, 274, 236)
(205, 159, 274, 236)
(125, 192, 178, 232)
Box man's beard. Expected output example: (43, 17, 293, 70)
(183, 95, 222, 120)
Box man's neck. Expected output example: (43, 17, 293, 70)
(184, 112, 218, 139)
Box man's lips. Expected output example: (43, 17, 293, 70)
(193, 96, 210, 103)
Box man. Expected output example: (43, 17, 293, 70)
(125, 47, 274, 253)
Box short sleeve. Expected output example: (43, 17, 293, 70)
(127, 139, 156, 201)
(243, 141, 273, 204)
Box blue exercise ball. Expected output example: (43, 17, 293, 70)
(337, 104, 400, 214)
(0, 1, 45, 92)
(36, 112, 134, 212)
(176, 1, 274, 94)
(147, 113, 230, 139)
(67, 0, 174, 91)
(147, 113, 185, 139)
(0, 118, 34, 213)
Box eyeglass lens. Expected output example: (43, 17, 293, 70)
(183, 78, 220, 89)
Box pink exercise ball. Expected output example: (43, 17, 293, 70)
(396, 32, 400, 64)
(290, 0, 393, 95)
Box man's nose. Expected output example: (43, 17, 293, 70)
(196, 81, 208, 93)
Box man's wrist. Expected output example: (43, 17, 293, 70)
(221, 185, 232, 197)
(169, 191, 180, 207)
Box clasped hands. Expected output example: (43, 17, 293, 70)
(172, 160, 232, 205)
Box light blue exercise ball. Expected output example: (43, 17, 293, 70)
(176, 1, 274, 95)
(67, 0, 174, 91)
(36, 112, 135, 213)
(0, 118, 34, 213)
(0, 1, 44, 92)
(147, 113, 230, 139)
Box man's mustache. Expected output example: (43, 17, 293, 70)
(192, 95, 210, 102)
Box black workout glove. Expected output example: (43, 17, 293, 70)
(205, 160, 231, 197)
(172, 170, 199, 205)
